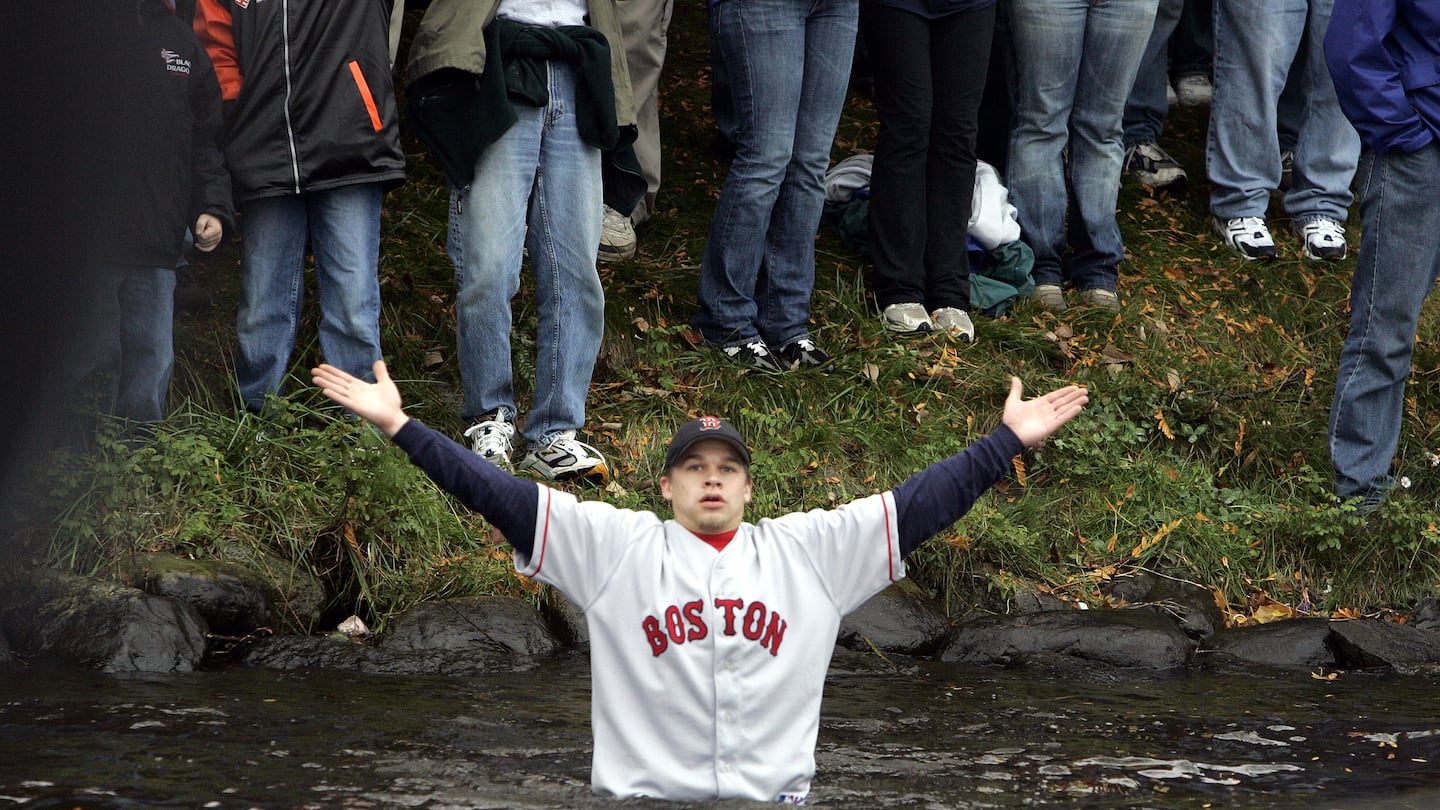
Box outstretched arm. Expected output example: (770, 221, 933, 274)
(312, 361, 541, 555)
(894, 377, 1087, 556)
(312, 361, 410, 436)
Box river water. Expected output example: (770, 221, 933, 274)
(4, 650, 1440, 809)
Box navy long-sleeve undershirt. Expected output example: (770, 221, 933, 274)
(391, 419, 1023, 560)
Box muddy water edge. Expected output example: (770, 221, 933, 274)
(4, 652, 1440, 809)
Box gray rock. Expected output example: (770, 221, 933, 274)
(1408, 597, 1440, 632)
(1106, 573, 1225, 643)
(379, 596, 562, 657)
(242, 633, 546, 675)
(0, 570, 207, 673)
(119, 552, 277, 637)
(543, 592, 589, 648)
(1198, 619, 1333, 673)
(1329, 618, 1440, 675)
(211, 541, 326, 633)
(941, 608, 1193, 670)
(838, 579, 950, 656)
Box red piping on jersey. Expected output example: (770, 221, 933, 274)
(347, 61, 384, 131)
(532, 487, 552, 576)
(883, 493, 898, 582)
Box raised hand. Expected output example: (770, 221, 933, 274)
(312, 360, 409, 437)
(1001, 376, 1088, 447)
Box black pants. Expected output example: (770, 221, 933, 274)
(862, 2, 996, 312)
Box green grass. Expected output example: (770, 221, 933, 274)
(17, 5, 1440, 631)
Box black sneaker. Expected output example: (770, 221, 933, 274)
(778, 337, 834, 371)
(720, 338, 784, 372)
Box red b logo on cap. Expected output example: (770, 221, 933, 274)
(699, 416, 723, 430)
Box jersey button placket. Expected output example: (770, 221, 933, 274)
(712, 568, 743, 792)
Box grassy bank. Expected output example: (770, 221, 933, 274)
(21, 5, 1440, 632)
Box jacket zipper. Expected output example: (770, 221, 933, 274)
(282, 0, 301, 193)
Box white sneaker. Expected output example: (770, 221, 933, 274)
(1166, 82, 1178, 108)
(1213, 216, 1277, 261)
(598, 205, 637, 263)
(929, 307, 975, 342)
(519, 431, 610, 483)
(1294, 217, 1347, 261)
(1174, 73, 1213, 107)
(463, 413, 515, 468)
(882, 302, 932, 333)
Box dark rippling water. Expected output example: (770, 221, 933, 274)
(4, 649, 1440, 809)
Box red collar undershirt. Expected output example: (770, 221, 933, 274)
(690, 528, 738, 552)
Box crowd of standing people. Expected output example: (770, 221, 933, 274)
(55, 0, 1436, 516)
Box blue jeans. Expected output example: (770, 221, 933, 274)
(1007, 0, 1157, 292)
(449, 61, 604, 446)
(1206, 0, 1358, 222)
(693, 0, 857, 349)
(236, 184, 385, 412)
(1329, 145, 1440, 504)
(1123, 0, 1182, 148)
(83, 266, 177, 422)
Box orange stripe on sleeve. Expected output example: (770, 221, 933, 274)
(348, 61, 384, 132)
(193, 0, 242, 101)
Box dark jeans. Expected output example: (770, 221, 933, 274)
(862, 1, 995, 311)
(1169, 0, 1211, 76)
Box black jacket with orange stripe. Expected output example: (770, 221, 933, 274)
(192, 0, 405, 202)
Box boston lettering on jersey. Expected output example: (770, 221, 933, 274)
(642, 598, 788, 657)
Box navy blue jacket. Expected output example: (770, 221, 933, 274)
(1326, 0, 1440, 154)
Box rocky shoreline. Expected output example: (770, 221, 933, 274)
(5, 552, 1440, 679)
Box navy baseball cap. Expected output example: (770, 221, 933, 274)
(663, 416, 751, 471)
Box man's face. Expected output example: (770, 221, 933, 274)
(660, 438, 752, 535)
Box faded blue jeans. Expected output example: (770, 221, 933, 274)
(693, 0, 857, 349)
(1206, 0, 1358, 223)
(449, 61, 604, 446)
(1329, 144, 1440, 506)
(236, 183, 385, 412)
(1007, 0, 1157, 293)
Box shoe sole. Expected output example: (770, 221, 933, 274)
(1132, 171, 1187, 189)
(597, 244, 636, 263)
(525, 460, 609, 483)
(883, 319, 932, 334)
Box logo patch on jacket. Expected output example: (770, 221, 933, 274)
(162, 48, 192, 77)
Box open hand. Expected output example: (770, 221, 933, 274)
(312, 360, 409, 436)
(1001, 377, 1088, 447)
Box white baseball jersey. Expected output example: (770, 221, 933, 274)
(514, 485, 904, 803)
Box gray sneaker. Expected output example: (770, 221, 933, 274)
(1124, 142, 1187, 189)
(1079, 288, 1121, 312)
(929, 307, 975, 342)
(463, 412, 515, 468)
(598, 205, 637, 263)
(882, 302, 932, 333)
(1033, 284, 1067, 312)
